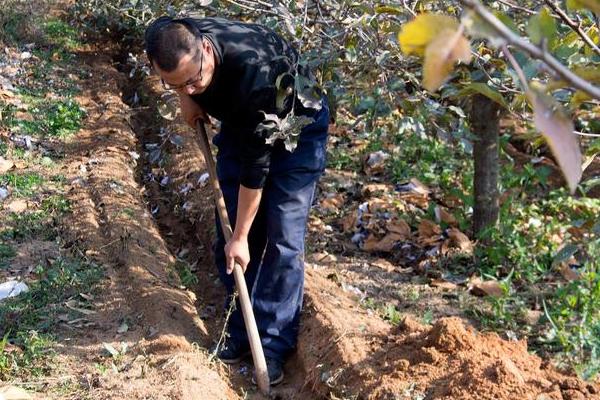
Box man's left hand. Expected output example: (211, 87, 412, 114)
(224, 237, 250, 274)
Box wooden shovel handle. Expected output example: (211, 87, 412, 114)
(195, 121, 270, 394)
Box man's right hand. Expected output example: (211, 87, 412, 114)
(179, 93, 207, 128)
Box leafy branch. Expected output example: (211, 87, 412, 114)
(543, 0, 600, 57)
(460, 0, 600, 100)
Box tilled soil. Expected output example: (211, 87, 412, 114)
(50, 39, 600, 400)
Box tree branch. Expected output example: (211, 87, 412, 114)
(461, 0, 600, 100)
(544, 0, 600, 56)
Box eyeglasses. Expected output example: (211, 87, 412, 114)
(161, 43, 204, 91)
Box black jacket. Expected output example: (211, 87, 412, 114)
(184, 17, 314, 189)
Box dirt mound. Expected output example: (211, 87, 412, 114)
(299, 278, 599, 400)
(58, 47, 238, 400)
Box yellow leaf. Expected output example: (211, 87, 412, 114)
(398, 14, 459, 57)
(423, 28, 472, 92)
(528, 86, 582, 194)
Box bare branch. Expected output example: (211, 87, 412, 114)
(496, 0, 536, 15)
(544, 0, 600, 56)
(461, 0, 600, 100)
(502, 45, 529, 91)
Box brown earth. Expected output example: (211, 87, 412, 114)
(8, 16, 598, 400)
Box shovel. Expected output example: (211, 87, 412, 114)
(195, 120, 270, 394)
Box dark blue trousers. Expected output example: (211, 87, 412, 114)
(212, 104, 328, 362)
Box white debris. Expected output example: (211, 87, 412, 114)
(0, 280, 29, 301)
(0, 187, 9, 200)
(197, 172, 210, 186)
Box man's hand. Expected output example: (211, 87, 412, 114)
(179, 93, 207, 128)
(224, 236, 250, 274)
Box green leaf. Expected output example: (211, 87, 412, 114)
(457, 82, 509, 109)
(258, 112, 314, 152)
(553, 244, 578, 266)
(463, 11, 507, 47)
(527, 7, 556, 46)
(374, 5, 402, 15)
(494, 12, 519, 34)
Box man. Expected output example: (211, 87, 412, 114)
(144, 16, 328, 385)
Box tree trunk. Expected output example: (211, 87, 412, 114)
(470, 94, 501, 239)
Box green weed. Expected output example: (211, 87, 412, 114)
(173, 261, 198, 288)
(0, 172, 44, 197)
(0, 242, 16, 268)
(0, 331, 54, 380)
(0, 211, 54, 242)
(0, 257, 103, 336)
(43, 19, 81, 50)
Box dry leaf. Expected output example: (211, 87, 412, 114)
(399, 193, 429, 209)
(65, 300, 97, 315)
(311, 252, 337, 264)
(341, 209, 358, 232)
(430, 279, 458, 291)
(363, 233, 404, 252)
(418, 219, 442, 239)
(387, 218, 411, 239)
(528, 86, 581, 194)
(559, 262, 580, 281)
(435, 205, 457, 226)
(397, 178, 430, 195)
(524, 309, 543, 325)
(320, 193, 345, 213)
(447, 228, 473, 253)
(362, 183, 391, 196)
(370, 258, 395, 272)
(469, 277, 504, 297)
(364, 151, 390, 175)
(423, 28, 472, 91)
(0, 157, 14, 173)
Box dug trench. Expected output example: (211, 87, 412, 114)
(57, 36, 600, 399)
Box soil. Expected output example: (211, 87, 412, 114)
(3, 10, 599, 400)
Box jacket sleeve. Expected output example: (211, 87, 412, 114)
(239, 131, 272, 189)
(237, 49, 297, 189)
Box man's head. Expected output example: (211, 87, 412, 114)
(145, 17, 215, 96)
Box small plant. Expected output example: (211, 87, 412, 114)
(0, 242, 16, 268)
(173, 261, 198, 288)
(0, 330, 54, 380)
(545, 239, 600, 380)
(383, 303, 403, 325)
(43, 19, 81, 50)
(0, 172, 44, 197)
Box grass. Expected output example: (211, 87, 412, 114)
(172, 261, 199, 288)
(0, 242, 17, 268)
(6, 99, 85, 138)
(0, 257, 103, 380)
(0, 172, 44, 197)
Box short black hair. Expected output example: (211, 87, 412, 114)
(145, 17, 202, 72)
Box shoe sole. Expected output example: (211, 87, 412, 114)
(219, 350, 251, 364)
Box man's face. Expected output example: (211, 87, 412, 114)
(154, 39, 214, 96)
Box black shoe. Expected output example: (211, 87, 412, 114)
(253, 357, 284, 386)
(216, 340, 250, 364)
